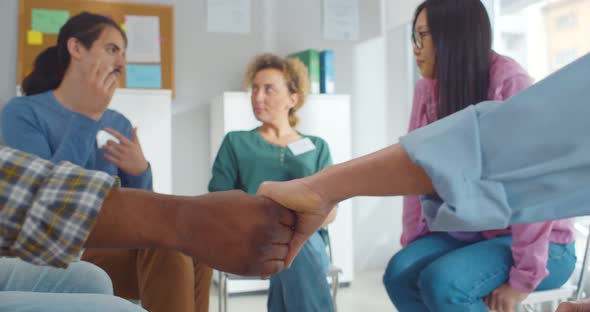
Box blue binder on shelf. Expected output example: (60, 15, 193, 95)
(320, 50, 335, 94)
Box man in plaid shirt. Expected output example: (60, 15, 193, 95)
(0, 145, 295, 311)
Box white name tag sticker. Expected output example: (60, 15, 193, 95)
(288, 138, 316, 156)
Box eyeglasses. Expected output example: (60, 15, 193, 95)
(412, 30, 431, 49)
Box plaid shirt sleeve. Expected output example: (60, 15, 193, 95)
(0, 146, 118, 268)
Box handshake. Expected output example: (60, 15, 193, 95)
(169, 177, 337, 277)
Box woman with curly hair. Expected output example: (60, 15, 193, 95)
(208, 53, 336, 312)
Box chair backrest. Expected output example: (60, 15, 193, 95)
(318, 227, 334, 263)
(575, 222, 590, 300)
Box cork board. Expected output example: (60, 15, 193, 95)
(18, 0, 174, 91)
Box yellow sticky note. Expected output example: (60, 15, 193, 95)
(27, 30, 43, 45)
(121, 24, 127, 31)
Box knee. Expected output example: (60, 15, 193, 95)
(417, 264, 456, 307)
(69, 262, 113, 294)
(382, 252, 415, 297)
(194, 262, 213, 277)
(138, 249, 195, 285)
(269, 243, 327, 289)
(282, 242, 319, 276)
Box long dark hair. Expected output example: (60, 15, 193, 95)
(413, 0, 492, 119)
(22, 12, 127, 95)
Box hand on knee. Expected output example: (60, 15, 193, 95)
(483, 284, 528, 312)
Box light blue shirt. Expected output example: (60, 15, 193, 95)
(401, 52, 590, 231)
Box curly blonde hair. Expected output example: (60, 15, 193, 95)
(244, 53, 310, 127)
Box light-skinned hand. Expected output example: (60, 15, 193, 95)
(257, 178, 335, 268)
(102, 127, 149, 175)
(73, 60, 120, 120)
(484, 284, 529, 312)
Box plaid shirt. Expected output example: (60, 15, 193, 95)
(0, 146, 118, 268)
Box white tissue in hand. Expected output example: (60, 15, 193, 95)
(96, 129, 120, 148)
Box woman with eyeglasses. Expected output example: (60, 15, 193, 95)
(381, 1, 576, 312)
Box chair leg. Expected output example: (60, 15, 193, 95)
(223, 273, 228, 312)
(332, 274, 339, 312)
(549, 300, 558, 312)
(217, 271, 224, 312)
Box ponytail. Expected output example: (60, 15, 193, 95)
(21, 46, 65, 95)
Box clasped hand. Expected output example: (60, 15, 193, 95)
(186, 178, 334, 278)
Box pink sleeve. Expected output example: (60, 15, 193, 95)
(498, 74, 533, 100)
(408, 79, 429, 131)
(401, 195, 428, 246)
(508, 222, 553, 293)
(401, 81, 431, 246)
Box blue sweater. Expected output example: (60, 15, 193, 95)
(1, 91, 152, 190)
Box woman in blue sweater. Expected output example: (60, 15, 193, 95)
(1, 12, 211, 312)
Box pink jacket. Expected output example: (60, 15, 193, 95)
(402, 52, 575, 293)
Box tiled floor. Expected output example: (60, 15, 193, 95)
(207, 270, 396, 312)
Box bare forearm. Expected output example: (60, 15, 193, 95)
(86, 187, 181, 251)
(308, 143, 435, 203)
(85, 188, 296, 276)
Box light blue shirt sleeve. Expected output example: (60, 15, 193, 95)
(400, 53, 590, 232)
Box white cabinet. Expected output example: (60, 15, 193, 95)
(109, 89, 172, 194)
(210, 92, 354, 293)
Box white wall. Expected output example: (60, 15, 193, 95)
(352, 36, 400, 270)
(352, 0, 435, 270)
(171, 106, 211, 195)
(0, 0, 18, 128)
(342, 1, 421, 270)
(386, 0, 423, 30)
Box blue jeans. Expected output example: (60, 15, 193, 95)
(383, 233, 576, 312)
(268, 232, 333, 312)
(0, 257, 146, 312)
